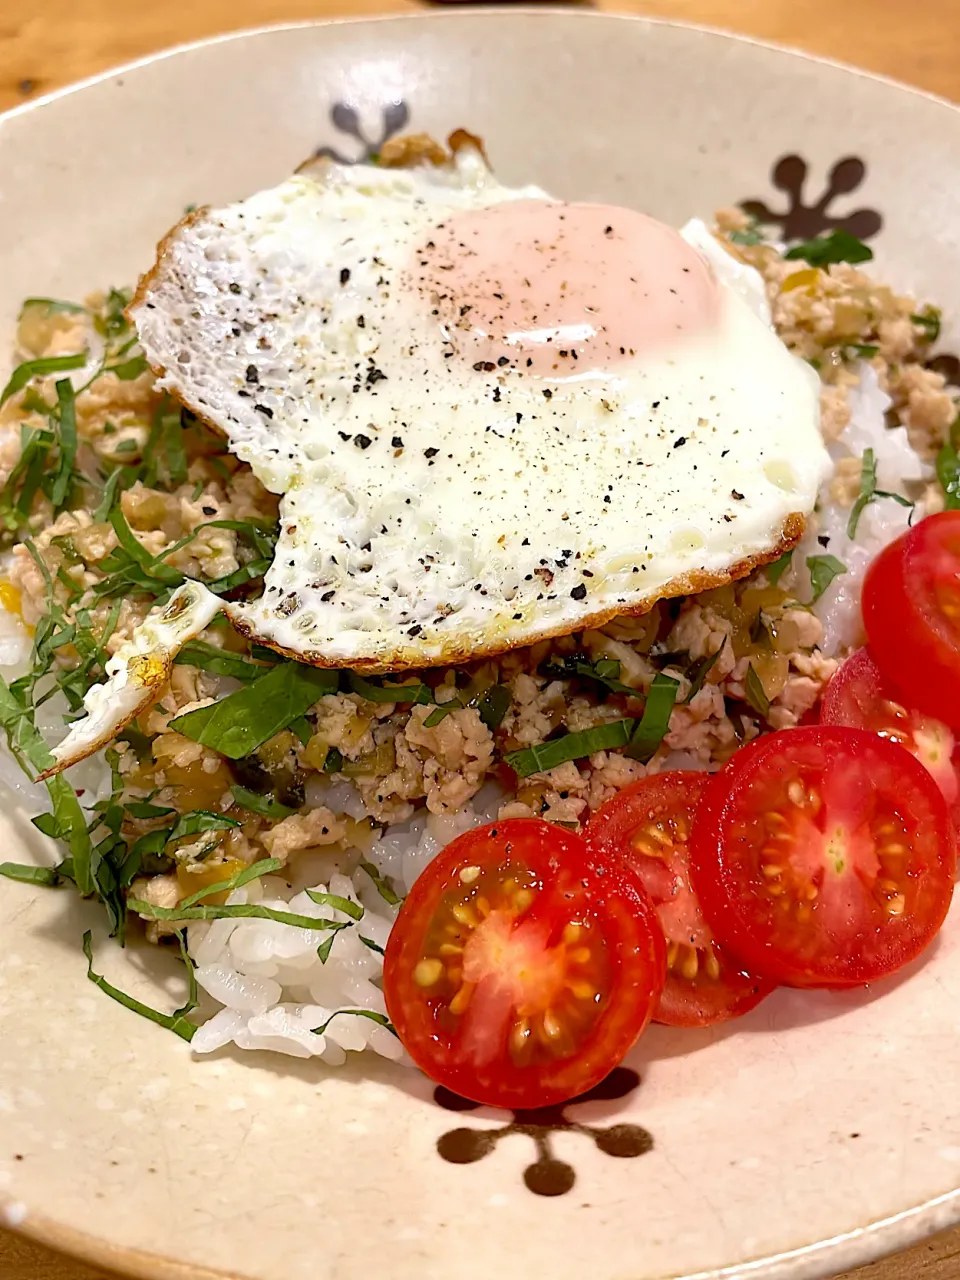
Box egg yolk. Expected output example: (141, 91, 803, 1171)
(412, 199, 719, 377)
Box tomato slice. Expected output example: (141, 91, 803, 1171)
(383, 818, 666, 1109)
(863, 511, 960, 726)
(583, 773, 774, 1026)
(821, 647, 959, 812)
(690, 726, 955, 988)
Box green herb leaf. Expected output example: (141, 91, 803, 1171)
(476, 684, 511, 730)
(423, 698, 463, 728)
(845, 445, 919, 539)
(82, 930, 197, 1042)
(170, 662, 337, 759)
(128, 899, 345, 928)
(96, 288, 133, 339)
(806, 553, 848, 603)
(175, 640, 271, 682)
(360, 860, 402, 906)
(316, 927, 353, 964)
(542, 654, 636, 696)
(108, 505, 182, 585)
(164, 414, 188, 486)
(847, 447, 878, 538)
(167, 810, 241, 844)
(171, 931, 200, 1022)
(683, 641, 725, 705)
(0, 674, 97, 898)
(92, 468, 124, 523)
(305, 889, 364, 921)
(939, 438, 960, 510)
(743, 664, 771, 719)
(0, 862, 61, 886)
(20, 297, 85, 316)
(124, 801, 175, 820)
(347, 672, 432, 705)
(229, 785, 295, 819)
(288, 715, 312, 745)
(784, 229, 874, 267)
(32, 812, 62, 838)
(311, 1008, 397, 1038)
(176, 857, 284, 909)
(322, 746, 344, 773)
(625, 673, 679, 762)
(729, 226, 763, 246)
(912, 306, 941, 344)
(50, 379, 78, 509)
(506, 719, 637, 778)
(358, 935, 385, 956)
(766, 549, 794, 586)
(0, 352, 87, 408)
(107, 355, 148, 381)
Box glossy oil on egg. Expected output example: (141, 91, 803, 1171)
(131, 145, 829, 672)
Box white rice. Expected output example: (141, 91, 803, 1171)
(187, 781, 504, 1062)
(786, 363, 929, 657)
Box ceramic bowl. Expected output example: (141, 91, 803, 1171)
(2, 11, 960, 1279)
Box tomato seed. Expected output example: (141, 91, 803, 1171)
(414, 958, 444, 987)
(449, 983, 474, 1015)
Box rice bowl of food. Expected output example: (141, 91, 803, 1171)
(3, 11, 960, 1279)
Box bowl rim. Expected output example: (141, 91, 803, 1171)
(2, 10, 959, 1280)
(1, 5, 958, 129)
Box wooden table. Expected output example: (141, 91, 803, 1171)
(0, 0, 958, 1276)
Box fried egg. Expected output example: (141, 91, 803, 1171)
(48, 140, 831, 775)
(129, 143, 828, 673)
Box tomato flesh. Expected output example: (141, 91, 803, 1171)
(690, 726, 955, 988)
(383, 818, 666, 1108)
(584, 773, 774, 1026)
(863, 511, 960, 726)
(821, 646, 959, 812)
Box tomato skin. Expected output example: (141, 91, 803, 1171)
(583, 773, 774, 1027)
(821, 646, 960, 814)
(862, 512, 960, 727)
(690, 726, 955, 989)
(383, 818, 666, 1109)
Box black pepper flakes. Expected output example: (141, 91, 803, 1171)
(731, 489, 745, 500)
(570, 584, 587, 601)
(423, 447, 439, 459)
(392, 436, 404, 448)
(229, 283, 242, 295)
(245, 365, 258, 384)
(340, 268, 351, 285)
(255, 404, 274, 418)
(354, 433, 373, 450)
